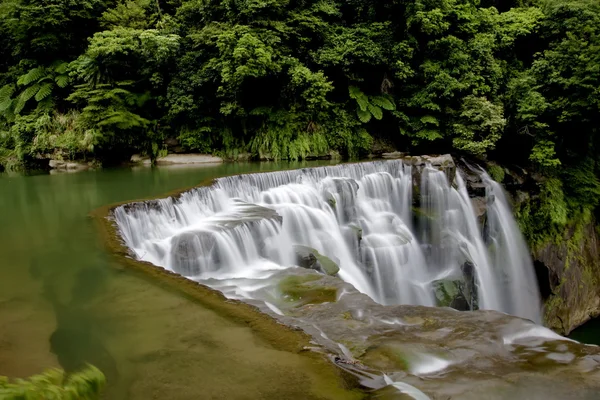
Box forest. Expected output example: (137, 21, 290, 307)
(0, 0, 599, 243)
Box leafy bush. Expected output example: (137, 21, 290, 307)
(0, 365, 105, 400)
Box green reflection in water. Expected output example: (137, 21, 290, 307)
(0, 162, 363, 400)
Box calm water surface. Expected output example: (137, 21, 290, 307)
(0, 162, 364, 400)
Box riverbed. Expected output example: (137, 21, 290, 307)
(0, 162, 366, 399)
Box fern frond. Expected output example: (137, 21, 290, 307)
(370, 96, 395, 111)
(348, 86, 362, 100)
(249, 107, 272, 116)
(35, 83, 54, 102)
(420, 115, 439, 126)
(0, 98, 12, 112)
(19, 84, 41, 103)
(13, 97, 26, 114)
(368, 104, 383, 120)
(0, 85, 15, 104)
(357, 107, 372, 123)
(17, 68, 46, 86)
(53, 62, 69, 75)
(55, 74, 70, 88)
(417, 129, 443, 141)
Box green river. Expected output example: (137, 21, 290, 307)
(0, 162, 365, 400)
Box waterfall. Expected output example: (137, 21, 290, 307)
(114, 160, 542, 323)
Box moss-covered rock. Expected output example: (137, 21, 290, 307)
(278, 275, 337, 306)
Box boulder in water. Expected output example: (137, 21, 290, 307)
(293, 245, 340, 276)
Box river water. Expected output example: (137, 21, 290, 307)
(0, 162, 364, 400)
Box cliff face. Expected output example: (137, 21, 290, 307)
(534, 222, 600, 334)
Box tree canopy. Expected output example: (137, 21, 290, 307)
(1, 0, 599, 239)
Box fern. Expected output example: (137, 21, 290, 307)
(35, 83, 54, 101)
(0, 85, 14, 112)
(53, 62, 69, 75)
(357, 107, 372, 123)
(370, 96, 395, 111)
(417, 129, 443, 141)
(420, 115, 439, 126)
(17, 68, 45, 86)
(367, 103, 383, 120)
(55, 75, 70, 88)
(20, 84, 40, 103)
(349, 86, 369, 111)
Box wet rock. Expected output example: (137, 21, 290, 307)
(534, 222, 600, 335)
(293, 245, 318, 270)
(246, 270, 600, 400)
(432, 279, 461, 307)
(293, 245, 340, 276)
(155, 154, 223, 165)
(381, 151, 408, 159)
(49, 159, 91, 171)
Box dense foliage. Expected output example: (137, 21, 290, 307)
(0, 0, 599, 240)
(0, 365, 105, 399)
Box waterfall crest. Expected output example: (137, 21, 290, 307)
(114, 160, 541, 322)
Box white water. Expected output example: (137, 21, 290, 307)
(114, 160, 541, 322)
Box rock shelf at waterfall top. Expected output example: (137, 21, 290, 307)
(110, 157, 600, 399)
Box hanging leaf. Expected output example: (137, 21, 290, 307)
(0, 97, 12, 112)
(417, 129, 443, 141)
(53, 62, 69, 75)
(17, 68, 46, 86)
(357, 107, 372, 123)
(19, 84, 41, 103)
(13, 97, 26, 114)
(420, 115, 439, 126)
(35, 83, 54, 101)
(349, 86, 369, 111)
(0, 85, 14, 104)
(55, 74, 70, 88)
(370, 96, 395, 111)
(368, 103, 383, 120)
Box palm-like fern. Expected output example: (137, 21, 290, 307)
(2, 62, 72, 116)
(349, 86, 395, 123)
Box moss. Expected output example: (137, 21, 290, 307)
(278, 275, 338, 306)
(341, 311, 352, 320)
(487, 163, 505, 183)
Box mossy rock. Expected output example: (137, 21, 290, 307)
(293, 245, 340, 276)
(278, 275, 337, 306)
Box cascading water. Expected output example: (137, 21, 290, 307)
(114, 160, 541, 323)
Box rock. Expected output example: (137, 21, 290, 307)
(293, 245, 340, 276)
(130, 154, 148, 163)
(246, 269, 600, 400)
(534, 222, 600, 335)
(305, 150, 342, 161)
(315, 253, 340, 276)
(49, 159, 90, 171)
(381, 151, 408, 159)
(369, 137, 397, 157)
(294, 245, 318, 270)
(433, 279, 461, 307)
(155, 154, 223, 165)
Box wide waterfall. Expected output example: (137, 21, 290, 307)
(114, 160, 541, 323)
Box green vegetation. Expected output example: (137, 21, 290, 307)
(0, 365, 105, 399)
(278, 275, 337, 306)
(0, 0, 599, 242)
